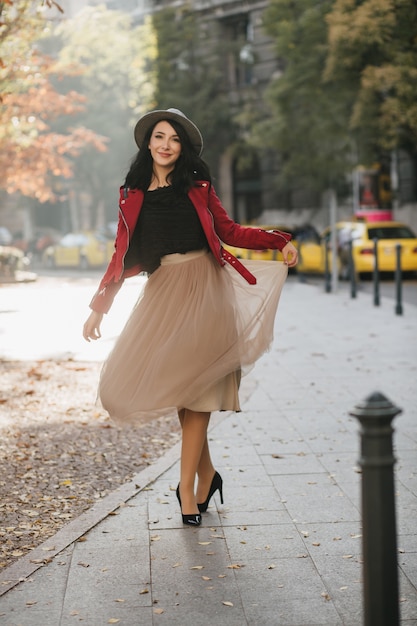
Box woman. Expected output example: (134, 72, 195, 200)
(83, 108, 298, 527)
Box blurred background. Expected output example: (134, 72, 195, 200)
(1, 0, 417, 278)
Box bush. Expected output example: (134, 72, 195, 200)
(0, 245, 27, 279)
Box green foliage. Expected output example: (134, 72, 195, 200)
(250, 0, 417, 201)
(256, 0, 353, 199)
(325, 0, 417, 158)
(0, 1, 52, 97)
(150, 5, 237, 175)
(52, 5, 156, 224)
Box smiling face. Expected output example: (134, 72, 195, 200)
(148, 120, 182, 171)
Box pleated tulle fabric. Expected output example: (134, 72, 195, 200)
(98, 250, 288, 424)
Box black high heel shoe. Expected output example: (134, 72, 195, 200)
(197, 471, 224, 513)
(176, 484, 202, 526)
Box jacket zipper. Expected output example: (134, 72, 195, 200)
(118, 188, 130, 281)
(203, 191, 223, 262)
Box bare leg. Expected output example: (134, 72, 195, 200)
(179, 409, 210, 515)
(177, 408, 215, 503)
(196, 437, 216, 503)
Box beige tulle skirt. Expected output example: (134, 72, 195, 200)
(99, 250, 287, 425)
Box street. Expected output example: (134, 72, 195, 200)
(294, 271, 417, 306)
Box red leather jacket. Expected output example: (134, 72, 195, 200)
(90, 181, 292, 313)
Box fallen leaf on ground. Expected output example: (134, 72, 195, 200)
(0, 359, 181, 569)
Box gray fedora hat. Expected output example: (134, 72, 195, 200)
(134, 108, 203, 155)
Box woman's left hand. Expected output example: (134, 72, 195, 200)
(282, 242, 298, 267)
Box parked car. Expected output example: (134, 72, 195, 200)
(348, 221, 416, 277)
(0, 227, 13, 246)
(43, 231, 114, 269)
(31, 229, 61, 259)
(299, 221, 417, 277)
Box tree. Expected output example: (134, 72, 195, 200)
(53, 5, 156, 227)
(325, 0, 417, 162)
(251, 0, 353, 206)
(0, 52, 107, 203)
(150, 5, 238, 178)
(0, 0, 107, 205)
(0, 0, 62, 60)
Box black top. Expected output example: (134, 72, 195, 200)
(124, 186, 209, 273)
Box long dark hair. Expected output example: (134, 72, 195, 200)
(124, 118, 211, 193)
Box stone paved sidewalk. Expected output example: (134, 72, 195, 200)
(1, 279, 416, 625)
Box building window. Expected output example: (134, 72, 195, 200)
(219, 14, 254, 89)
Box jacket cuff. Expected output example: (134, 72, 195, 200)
(270, 230, 293, 251)
(89, 280, 123, 314)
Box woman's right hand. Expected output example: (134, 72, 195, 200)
(83, 310, 104, 342)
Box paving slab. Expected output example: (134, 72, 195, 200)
(1, 279, 416, 625)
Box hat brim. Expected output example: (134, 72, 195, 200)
(134, 109, 203, 155)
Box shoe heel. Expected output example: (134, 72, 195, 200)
(198, 471, 224, 512)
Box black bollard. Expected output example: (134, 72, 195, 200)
(324, 242, 331, 292)
(348, 239, 357, 299)
(373, 238, 380, 306)
(297, 240, 306, 283)
(395, 244, 403, 316)
(350, 392, 402, 626)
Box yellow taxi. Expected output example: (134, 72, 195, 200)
(296, 221, 417, 277)
(317, 221, 417, 277)
(43, 232, 114, 269)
